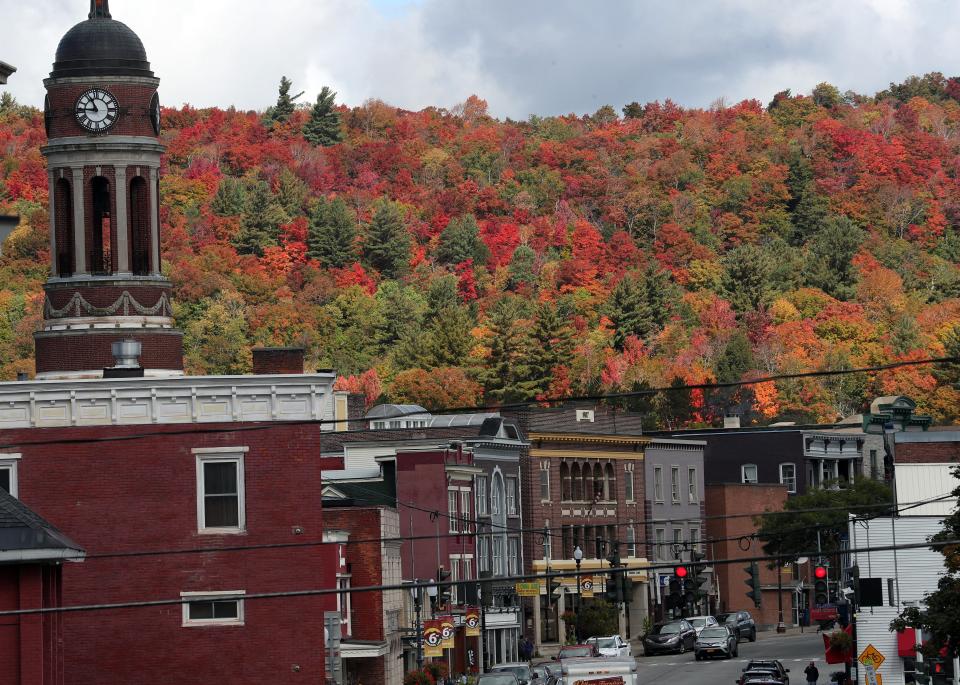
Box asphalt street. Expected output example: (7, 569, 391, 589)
(635, 632, 830, 685)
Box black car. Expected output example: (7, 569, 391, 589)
(695, 625, 738, 660)
(643, 619, 697, 655)
(717, 610, 757, 642)
(740, 660, 790, 685)
(738, 673, 787, 685)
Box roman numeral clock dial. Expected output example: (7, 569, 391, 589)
(75, 89, 119, 132)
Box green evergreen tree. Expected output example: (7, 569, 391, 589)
(517, 302, 574, 398)
(933, 324, 960, 388)
(425, 275, 460, 322)
(806, 215, 865, 299)
(721, 243, 775, 313)
(307, 197, 358, 267)
(604, 263, 674, 349)
(708, 330, 757, 421)
(659, 376, 694, 428)
(302, 86, 343, 147)
(233, 180, 287, 256)
(362, 199, 411, 279)
(477, 300, 533, 403)
(264, 76, 303, 126)
(210, 177, 247, 216)
(274, 168, 309, 217)
(790, 188, 831, 245)
(507, 244, 536, 290)
(422, 305, 474, 369)
(374, 281, 426, 348)
(436, 214, 489, 266)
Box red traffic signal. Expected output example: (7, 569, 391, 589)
(674, 566, 688, 578)
(814, 566, 828, 579)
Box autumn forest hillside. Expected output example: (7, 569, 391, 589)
(2, 75, 960, 427)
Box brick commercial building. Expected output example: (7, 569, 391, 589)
(704, 483, 792, 630)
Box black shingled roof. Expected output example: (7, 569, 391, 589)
(0, 490, 84, 561)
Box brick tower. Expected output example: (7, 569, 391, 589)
(37, 0, 183, 379)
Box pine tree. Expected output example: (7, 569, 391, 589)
(605, 272, 651, 350)
(302, 86, 343, 147)
(210, 177, 246, 216)
(362, 199, 411, 279)
(436, 214, 489, 266)
(264, 76, 303, 126)
(477, 300, 533, 403)
(806, 215, 865, 300)
(422, 305, 474, 368)
(659, 376, 693, 428)
(790, 188, 830, 245)
(308, 197, 358, 267)
(519, 302, 574, 398)
(721, 243, 775, 313)
(233, 181, 287, 256)
(507, 244, 536, 290)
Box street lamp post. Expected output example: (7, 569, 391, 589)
(411, 580, 424, 672)
(573, 546, 583, 641)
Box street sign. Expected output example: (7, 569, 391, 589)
(516, 582, 540, 597)
(859, 644, 886, 670)
(581, 576, 595, 597)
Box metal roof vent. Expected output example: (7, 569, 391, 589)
(111, 339, 141, 368)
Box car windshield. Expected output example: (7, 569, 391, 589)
(492, 665, 529, 676)
(718, 613, 737, 624)
(560, 646, 592, 657)
(690, 618, 707, 628)
(747, 662, 779, 671)
(477, 676, 519, 685)
(653, 622, 682, 635)
(700, 627, 728, 639)
(591, 638, 617, 648)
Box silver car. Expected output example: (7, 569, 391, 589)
(695, 625, 738, 660)
(490, 662, 533, 685)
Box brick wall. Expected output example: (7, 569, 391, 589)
(34, 328, 183, 373)
(705, 483, 791, 629)
(252, 348, 305, 375)
(44, 282, 172, 313)
(46, 81, 158, 139)
(895, 440, 960, 464)
(5, 420, 337, 684)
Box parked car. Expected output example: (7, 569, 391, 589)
(738, 673, 787, 685)
(558, 656, 638, 684)
(716, 610, 757, 642)
(742, 660, 790, 685)
(490, 662, 534, 684)
(531, 663, 559, 684)
(477, 674, 521, 685)
(695, 625, 738, 660)
(555, 643, 600, 660)
(585, 634, 632, 657)
(642, 619, 697, 655)
(688, 615, 720, 636)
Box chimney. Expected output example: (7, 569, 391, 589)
(103, 339, 145, 378)
(252, 347, 305, 375)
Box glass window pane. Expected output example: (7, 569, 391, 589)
(213, 600, 238, 619)
(204, 462, 237, 495)
(189, 601, 214, 620)
(0, 469, 9, 493)
(205, 495, 239, 527)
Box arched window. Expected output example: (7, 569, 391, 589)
(571, 463, 581, 501)
(581, 463, 591, 502)
(592, 463, 603, 501)
(89, 176, 112, 274)
(605, 462, 616, 501)
(491, 473, 504, 518)
(54, 178, 74, 276)
(129, 176, 150, 275)
(560, 462, 571, 501)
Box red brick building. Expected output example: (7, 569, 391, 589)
(0, 489, 84, 685)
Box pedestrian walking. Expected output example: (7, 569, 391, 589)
(805, 661, 820, 685)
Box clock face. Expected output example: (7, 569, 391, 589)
(149, 92, 161, 135)
(75, 89, 119, 132)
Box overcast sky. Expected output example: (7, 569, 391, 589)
(2, 0, 960, 119)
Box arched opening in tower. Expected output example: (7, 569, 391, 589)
(54, 178, 74, 277)
(89, 176, 112, 274)
(129, 176, 150, 275)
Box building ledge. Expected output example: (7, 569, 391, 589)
(341, 639, 390, 658)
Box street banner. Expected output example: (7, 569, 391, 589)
(465, 607, 480, 637)
(581, 576, 595, 598)
(423, 619, 443, 657)
(516, 582, 540, 597)
(440, 615, 455, 649)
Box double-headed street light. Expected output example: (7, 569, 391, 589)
(573, 546, 584, 641)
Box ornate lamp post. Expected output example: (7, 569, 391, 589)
(573, 545, 583, 641)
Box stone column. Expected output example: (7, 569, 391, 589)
(71, 167, 87, 275)
(114, 166, 129, 273)
(47, 170, 57, 276)
(149, 166, 160, 275)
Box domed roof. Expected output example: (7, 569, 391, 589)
(50, 1, 153, 79)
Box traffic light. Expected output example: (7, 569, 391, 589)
(930, 656, 953, 684)
(605, 568, 624, 603)
(620, 570, 633, 604)
(437, 567, 452, 607)
(744, 561, 762, 608)
(845, 564, 860, 610)
(667, 573, 682, 611)
(690, 553, 708, 602)
(814, 565, 829, 606)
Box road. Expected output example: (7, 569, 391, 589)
(635, 631, 830, 685)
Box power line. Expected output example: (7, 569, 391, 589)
(3, 536, 956, 618)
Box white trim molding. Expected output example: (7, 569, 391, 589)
(196, 451, 246, 534)
(180, 590, 245, 627)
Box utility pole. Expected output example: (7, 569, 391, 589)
(776, 561, 786, 633)
(413, 580, 424, 672)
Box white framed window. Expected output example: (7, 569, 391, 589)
(741, 464, 758, 484)
(478, 535, 490, 573)
(476, 476, 488, 516)
(460, 489, 471, 532)
(492, 537, 505, 576)
(0, 453, 21, 497)
(508, 537, 520, 575)
(543, 521, 552, 560)
(654, 466, 664, 503)
(450, 557, 460, 604)
(181, 590, 245, 627)
(624, 463, 634, 502)
(338, 576, 352, 636)
(491, 475, 503, 517)
(779, 463, 797, 493)
(448, 489, 459, 533)
(688, 466, 698, 503)
(194, 447, 247, 534)
(626, 526, 636, 558)
(505, 477, 518, 517)
(689, 527, 700, 554)
(671, 466, 680, 503)
(539, 462, 550, 501)
(655, 528, 665, 559)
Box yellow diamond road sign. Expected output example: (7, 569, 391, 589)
(858, 644, 885, 670)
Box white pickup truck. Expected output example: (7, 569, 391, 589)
(557, 657, 638, 685)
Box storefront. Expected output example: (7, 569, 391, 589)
(483, 607, 522, 668)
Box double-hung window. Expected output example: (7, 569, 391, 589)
(460, 490, 471, 532)
(476, 476, 488, 516)
(478, 535, 490, 573)
(654, 466, 664, 503)
(505, 477, 518, 517)
(448, 489, 460, 533)
(779, 463, 797, 493)
(626, 526, 636, 558)
(655, 528, 666, 559)
(687, 467, 698, 503)
(0, 453, 21, 497)
(741, 464, 758, 484)
(195, 447, 247, 533)
(181, 590, 245, 626)
(492, 537, 504, 576)
(508, 537, 520, 575)
(624, 463, 634, 502)
(539, 462, 550, 501)
(671, 466, 680, 503)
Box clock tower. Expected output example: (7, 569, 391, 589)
(37, 0, 183, 379)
